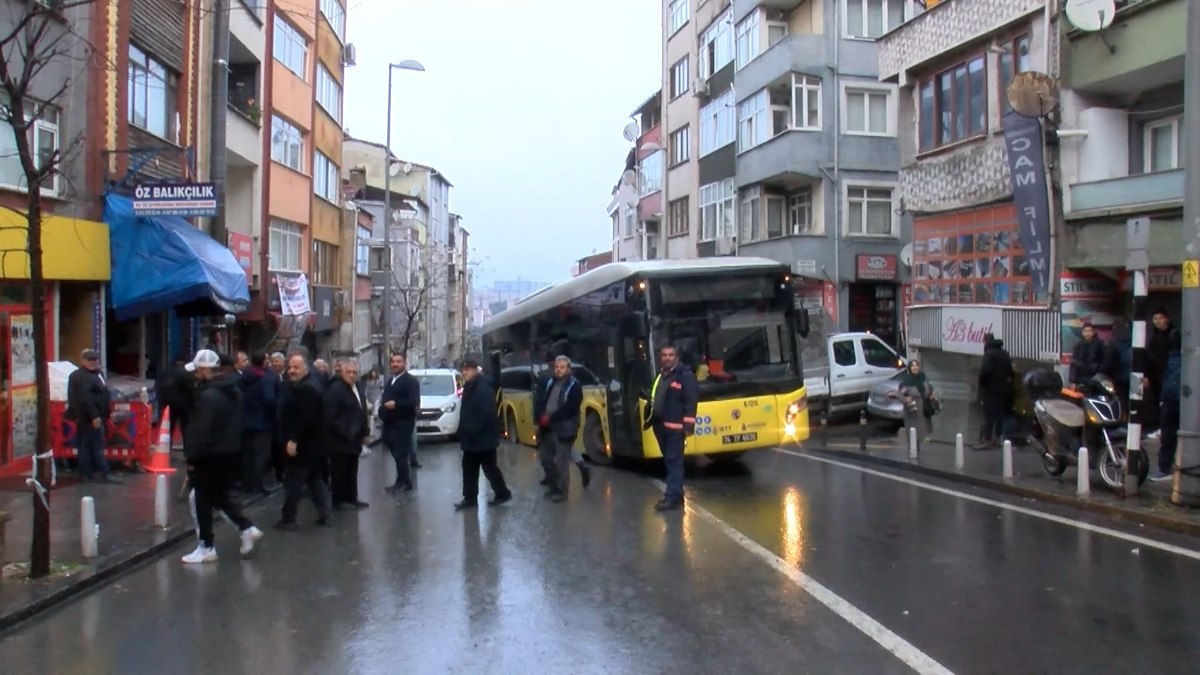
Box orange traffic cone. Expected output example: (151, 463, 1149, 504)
(146, 405, 177, 474)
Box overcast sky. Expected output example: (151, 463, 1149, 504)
(343, 0, 661, 286)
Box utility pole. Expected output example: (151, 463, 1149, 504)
(209, 0, 230, 245)
(381, 66, 395, 371)
(1172, 0, 1200, 506)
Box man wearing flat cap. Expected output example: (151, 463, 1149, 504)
(67, 348, 120, 483)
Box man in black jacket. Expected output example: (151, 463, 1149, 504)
(379, 353, 420, 492)
(67, 348, 120, 483)
(977, 334, 1015, 449)
(181, 350, 262, 564)
(236, 351, 274, 495)
(276, 354, 332, 529)
(645, 345, 698, 512)
(155, 355, 194, 444)
(324, 358, 370, 510)
(1069, 322, 1107, 385)
(534, 356, 588, 502)
(455, 359, 511, 510)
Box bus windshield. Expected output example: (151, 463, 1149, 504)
(651, 275, 799, 384)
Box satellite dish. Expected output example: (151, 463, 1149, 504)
(403, 162, 413, 174)
(622, 122, 640, 143)
(620, 169, 637, 187)
(617, 183, 637, 208)
(1007, 71, 1058, 118)
(899, 243, 913, 268)
(387, 161, 401, 177)
(1064, 0, 1115, 32)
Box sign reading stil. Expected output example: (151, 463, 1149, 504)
(856, 254, 898, 281)
(228, 232, 254, 283)
(133, 182, 218, 218)
(941, 306, 1001, 356)
(1001, 111, 1052, 297)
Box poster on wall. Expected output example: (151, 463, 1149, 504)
(1060, 272, 1116, 364)
(9, 386, 35, 459)
(911, 204, 1035, 306)
(9, 314, 34, 387)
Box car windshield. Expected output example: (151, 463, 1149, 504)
(418, 375, 456, 397)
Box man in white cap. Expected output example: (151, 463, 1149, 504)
(181, 349, 263, 563)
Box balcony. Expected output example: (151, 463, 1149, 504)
(732, 0, 807, 24)
(737, 33, 829, 96)
(225, 36, 261, 166)
(1064, 0, 1185, 94)
(737, 129, 823, 189)
(1068, 169, 1184, 216)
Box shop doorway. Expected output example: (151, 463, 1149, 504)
(847, 282, 899, 347)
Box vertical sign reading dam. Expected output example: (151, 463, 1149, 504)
(1001, 110, 1052, 297)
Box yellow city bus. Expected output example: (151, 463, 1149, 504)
(481, 258, 811, 463)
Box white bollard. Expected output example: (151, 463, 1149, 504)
(81, 496, 98, 558)
(908, 427, 919, 460)
(154, 474, 169, 528)
(1002, 440, 1014, 479)
(1077, 447, 1091, 496)
(954, 433, 965, 471)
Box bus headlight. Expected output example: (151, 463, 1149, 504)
(784, 398, 806, 437)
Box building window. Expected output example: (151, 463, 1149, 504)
(313, 151, 339, 202)
(668, 197, 690, 237)
(918, 54, 986, 151)
(127, 45, 178, 141)
(739, 186, 761, 242)
(999, 34, 1032, 116)
(845, 185, 896, 237)
(316, 65, 342, 122)
(669, 125, 690, 165)
(735, 11, 759, 70)
(699, 10, 733, 79)
(269, 219, 303, 271)
(273, 15, 307, 79)
(639, 150, 664, 196)
(271, 116, 304, 171)
(0, 100, 60, 196)
(1144, 116, 1184, 172)
(699, 178, 735, 241)
(845, 0, 905, 39)
(737, 89, 769, 152)
(319, 0, 346, 40)
(624, 210, 635, 238)
(700, 88, 735, 155)
(766, 194, 786, 239)
(793, 74, 821, 130)
(669, 0, 689, 35)
(789, 188, 814, 234)
(356, 225, 371, 275)
(670, 57, 689, 99)
(312, 240, 338, 286)
(844, 87, 891, 135)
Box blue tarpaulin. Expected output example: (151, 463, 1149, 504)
(105, 193, 250, 321)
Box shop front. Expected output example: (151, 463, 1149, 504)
(847, 254, 899, 347)
(0, 210, 110, 476)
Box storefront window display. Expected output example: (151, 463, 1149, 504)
(911, 203, 1038, 305)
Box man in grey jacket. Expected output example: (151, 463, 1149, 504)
(534, 356, 587, 503)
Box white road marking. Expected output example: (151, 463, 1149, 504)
(652, 479, 955, 675)
(776, 448, 1200, 561)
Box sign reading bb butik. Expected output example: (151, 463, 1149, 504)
(941, 306, 1001, 355)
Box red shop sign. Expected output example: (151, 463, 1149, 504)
(856, 254, 897, 281)
(228, 232, 254, 283)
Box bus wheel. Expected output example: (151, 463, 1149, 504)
(506, 411, 520, 445)
(583, 411, 611, 466)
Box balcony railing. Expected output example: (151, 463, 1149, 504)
(1068, 169, 1184, 215)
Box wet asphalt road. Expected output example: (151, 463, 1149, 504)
(2, 438, 1199, 675)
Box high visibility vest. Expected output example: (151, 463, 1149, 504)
(647, 372, 663, 419)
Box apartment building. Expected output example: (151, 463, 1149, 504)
(446, 214, 471, 366)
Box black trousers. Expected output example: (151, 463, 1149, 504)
(1159, 399, 1180, 473)
(241, 430, 271, 492)
(981, 395, 1008, 442)
(461, 449, 510, 503)
(330, 453, 360, 505)
(193, 455, 252, 548)
(281, 460, 331, 522)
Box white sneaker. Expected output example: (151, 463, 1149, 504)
(239, 526, 264, 555)
(1147, 430, 1162, 440)
(182, 544, 218, 564)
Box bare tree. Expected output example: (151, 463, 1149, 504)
(0, 0, 96, 578)
(394, 242, 449, 362)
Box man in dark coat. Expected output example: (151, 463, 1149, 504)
(645, 344, 698, 512)
(155, 355, 194, 443)
(236, 351, 273, 495)
(276, 354, 332, 530)
(977, 333, 1015, 449)
(181, 349, 261, 563)
(1145, 309, 1174, 433)
(1152, 329, 1182, 481)
(455, 359, 511, 510)
(534, 355, 588, 502)
(378, 353, 420, 492)
(1069, 322, 1107, 384)
(324, 358, 370, 509)
(67, 348, 120, 483)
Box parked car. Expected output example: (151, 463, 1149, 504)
(411, 368, 463, 439)
(865, 371, 909, 431)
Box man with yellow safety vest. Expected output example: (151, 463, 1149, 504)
(644, 344, 699, 512)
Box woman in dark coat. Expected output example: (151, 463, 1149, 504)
(323, 360, 370, 509)
(898, 360, 936, 440)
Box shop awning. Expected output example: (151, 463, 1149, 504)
(104, 193, 250, 321)
(0, 209, 110, 281)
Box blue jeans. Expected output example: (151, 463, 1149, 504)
(76, 424, 110, 479)
(654, 424, 686, 502)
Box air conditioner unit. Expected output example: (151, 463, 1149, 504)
(342, 43, 357, 66)
(715, 236, 736, 255)
(693, 79, 709, 97)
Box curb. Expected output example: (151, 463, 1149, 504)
(0, 490, 276, 634)
(806, 445, 1200, 539)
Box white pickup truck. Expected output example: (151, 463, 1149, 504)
(799, 312, 905, 416)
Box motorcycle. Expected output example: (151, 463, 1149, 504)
(1024, 369, 1148, 490)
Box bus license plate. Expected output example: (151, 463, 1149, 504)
(721, 432, 757, 445)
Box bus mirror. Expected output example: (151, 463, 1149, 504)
(796, 309, 810, 338)
(632, 311, 651, 339)
(487, 351, 503, 376)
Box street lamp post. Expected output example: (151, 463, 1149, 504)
(381, 59, 425, 371)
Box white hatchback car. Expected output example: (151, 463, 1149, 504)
(411, 368, 463, 439)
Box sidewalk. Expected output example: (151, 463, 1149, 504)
(0, 454, 272, 632)
(806, 427, 1200, 538)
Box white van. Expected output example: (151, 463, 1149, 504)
(411, 368, 463, 439)
(799, 314, 904, 415)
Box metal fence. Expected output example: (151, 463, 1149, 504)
(906, 305, 1061, 363)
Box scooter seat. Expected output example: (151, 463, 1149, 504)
(1041, 399, 1085, 428)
